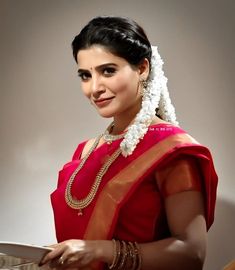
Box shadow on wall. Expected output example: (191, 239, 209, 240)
(204, 197, 235, 270)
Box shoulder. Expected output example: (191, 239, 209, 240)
(155, 155, 202, 197)
(147, 122, 198, 145)
(143, 122, 216, 168)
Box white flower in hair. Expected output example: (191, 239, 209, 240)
(120, 45, 178, 157)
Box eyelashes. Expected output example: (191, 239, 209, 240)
(78, 67, 117, 81)
(78, 72, 91, 81)
(102, 67, 116, 76)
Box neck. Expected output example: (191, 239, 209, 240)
(111, 102, 142, 135)
(111, 118, 133, 135)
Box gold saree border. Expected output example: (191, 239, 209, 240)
(84, 133, 199, 240)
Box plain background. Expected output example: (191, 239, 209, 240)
(0, 0, 234, 269)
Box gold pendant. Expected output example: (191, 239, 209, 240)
(78, 209, 83, 216)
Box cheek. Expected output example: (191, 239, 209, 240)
(111, 73, 139, 94)
(80, 83, 90, 98)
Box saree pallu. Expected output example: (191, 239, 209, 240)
(51, 123, 218, 268)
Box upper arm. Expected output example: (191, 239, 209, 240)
(165, 191, 207, 244)
(155, 157, 207, 258)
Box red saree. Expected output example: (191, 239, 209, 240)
(51, 123, 218, 267)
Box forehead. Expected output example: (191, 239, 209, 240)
(77, 45, 128, 69)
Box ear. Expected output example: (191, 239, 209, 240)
(138, 58, 150, 80)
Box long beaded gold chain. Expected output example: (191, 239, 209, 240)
(65, 134, 122, 215)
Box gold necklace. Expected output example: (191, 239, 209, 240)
(65, 134, 122, 216)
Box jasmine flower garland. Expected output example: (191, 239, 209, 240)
(120, 46, 178, 157)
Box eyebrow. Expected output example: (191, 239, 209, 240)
(77, 63, 118, 74)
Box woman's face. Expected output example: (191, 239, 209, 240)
(76, 45, 148, 119)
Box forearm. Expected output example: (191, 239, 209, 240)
(139, 237, 205, 270)
(99, 236, 206, 270)
(40, 235, 205, 269)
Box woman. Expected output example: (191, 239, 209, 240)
(40, 16, 218, 270)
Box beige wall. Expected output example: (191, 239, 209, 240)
(0, 0, 234, 269)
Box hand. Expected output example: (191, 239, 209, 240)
(39, 239, 113, 269)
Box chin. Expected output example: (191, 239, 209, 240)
(98, 112, 115, 118)
(95, 108, 117, 118)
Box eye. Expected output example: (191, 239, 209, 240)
(78, 72, 91, 81)
(102, 67, 116, 76)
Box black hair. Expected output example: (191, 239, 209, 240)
(71, 16, 152, 68)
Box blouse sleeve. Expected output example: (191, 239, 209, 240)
(156, 156, 202, 198)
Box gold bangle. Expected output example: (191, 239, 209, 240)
(134, 242, 142, 270)
(108, 240, 121, 269)
(108, 240, 142, 270)
(128, 241, 137, 270)
(117, 241, 128, 269)
(115, 240, 121, 269)
(126, 242, 134, 270)
(108, 239, 117, 269)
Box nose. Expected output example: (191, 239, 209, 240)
(90, 75, 105, 98)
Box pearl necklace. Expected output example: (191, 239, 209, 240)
(65, 133, 122, 216)
(103, 122, 126, 144)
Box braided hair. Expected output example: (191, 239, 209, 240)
(72, 16, 152, 68)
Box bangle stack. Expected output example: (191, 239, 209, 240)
(108, 239, 142, 270)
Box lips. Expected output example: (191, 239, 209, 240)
(93, 97, 114, 107)
(94, 97, 114, 103)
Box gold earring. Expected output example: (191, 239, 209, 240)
(140, 78, 148, 96)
